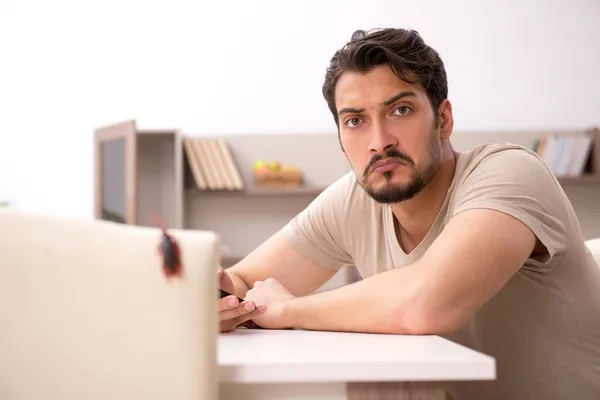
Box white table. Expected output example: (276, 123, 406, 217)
(219, 329, 495, 400)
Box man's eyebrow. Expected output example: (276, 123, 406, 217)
(382, 91, 416, 106)
(337, 107, 364, 116)
(337, 91, 417, 116)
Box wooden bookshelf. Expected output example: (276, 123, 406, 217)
(94, 120, 183, 229)
(94, 120, 600, 291)
(92, 119, 341, 260)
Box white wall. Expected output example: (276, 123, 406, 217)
(1, 0, 599, 219)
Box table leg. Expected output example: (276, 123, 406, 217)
(347, 382, 447, 400)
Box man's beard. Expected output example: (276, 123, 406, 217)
(360, 139, 440, 204)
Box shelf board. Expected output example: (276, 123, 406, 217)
(245, 185, 326, 195)
(186, 174, 599, 196)
(187, 185, 327, 196)
(557, 174, 600, 185)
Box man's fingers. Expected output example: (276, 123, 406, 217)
(220, 300, 258, 320)
(220, 305, 267, 332)
(219, 295, 241, 311)
(220, 301, 267, 324)
(230, 307, 267, 327)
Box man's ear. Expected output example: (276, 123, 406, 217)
(437, 99, 454, 141)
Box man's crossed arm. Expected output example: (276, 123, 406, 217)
(242, 208, 538, 335)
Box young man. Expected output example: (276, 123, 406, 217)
(217, 28, 600, 399)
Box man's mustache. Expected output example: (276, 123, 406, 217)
(364, 149, 415, 177)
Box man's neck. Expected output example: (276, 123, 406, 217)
(390, 150, 458, 253)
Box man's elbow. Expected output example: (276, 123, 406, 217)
(385, 304, 469, 335)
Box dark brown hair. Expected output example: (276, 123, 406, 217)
(322, 28, 448, 127)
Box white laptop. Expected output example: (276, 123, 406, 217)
(0, 208, 221, 400)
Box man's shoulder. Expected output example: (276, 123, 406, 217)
(446, 142, 577, 273)
(460, 142, 544, 169)
(448, 141, 567, 226)
(456, 142, 553, 184)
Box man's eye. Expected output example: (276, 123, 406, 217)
(394, 106, 411, 115)
(346, 117, 361, 127)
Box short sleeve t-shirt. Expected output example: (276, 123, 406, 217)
(279, 142, 600, 400)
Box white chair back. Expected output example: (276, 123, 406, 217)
(0, 208, 220, 400)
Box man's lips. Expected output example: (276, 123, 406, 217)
(370, 158, 407, 174)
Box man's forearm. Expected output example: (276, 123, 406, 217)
(227, 270, 251, 298)
(283, 266, 425, 334)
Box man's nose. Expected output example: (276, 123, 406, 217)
(369, 121, 397, 154)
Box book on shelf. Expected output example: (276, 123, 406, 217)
(532, 132, 594, 178)
(183, 137, 245, 191)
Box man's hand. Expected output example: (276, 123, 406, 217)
(218, 266, 267, 332)
(244, 278, 296, 330)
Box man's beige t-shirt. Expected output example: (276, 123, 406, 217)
(279, 142, 600, 400)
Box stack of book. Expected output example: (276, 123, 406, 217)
(533, 133, 594, 178)
(183, 137, 245, 191)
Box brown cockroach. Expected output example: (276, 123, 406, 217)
(151, 212, 183, 279)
